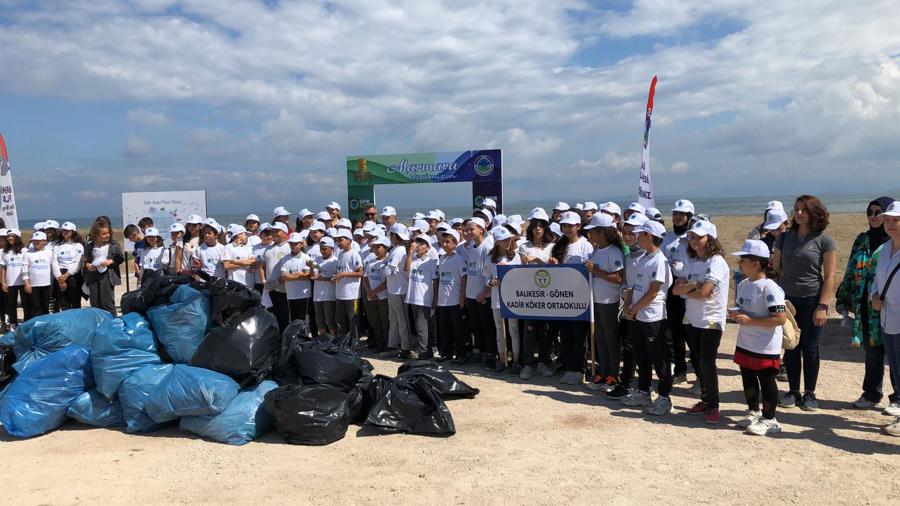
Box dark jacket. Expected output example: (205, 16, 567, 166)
(84, 239, 125, 286)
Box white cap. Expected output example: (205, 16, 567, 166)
(426, 210, 442, 221)
(441, 229, 460, 242)
(433, 209, 446, 221)
(413, 234, 431, 245)
(482, 198, 497, 209)
(326, 227, 338, 237)
(61, 221, 77, 231)
(583, 201, 599, 212)
(765, 200, 784, 212)
(584, 213, 616, 230)
(554, 201, 570, 212)
(316, 211, 331, 221)
(559, 211, 581, 225)
(732, 239, 770, 258)
(601, 202, 622, 216)
(492, 226, 513, 242)
(574, 203, 584, 211)
(883, 201, 900, 217)
(626, 202, 646, 215)
(333, 229, 353, 241)
(298, 208, 313, 218)
(308, 221, 326, 232)
(436, 222, 451, 232)
(245, 214, 260, 223)
(32, 231, 47, 241)
(638, 220, 667, 239)
(645, 207, 663, 221)
(469, 217, 487, 230)
(287, 232, 305, 243)
(410, 219, 429, 233)
(689, 220, 718, 239)
(491, 214, 507, 228)
(475, 208, 494, 224)
(390, 223, 410, 241)
(259, 223, 271, 233)
(672, 199, 695, 214)
(273, 206, 290, 217)
(381, 206, 397, 217)
(33, 221, 46, 231)
(7, 228, 21, 237)
(412, 212, 426, 221)
(507, 215, 524, 228)
(143, 227, 160, 238)
(336, 218, 352, 229)
(203, 217, 217, 226)
(228, 224, 247, 237)
(371, 236, 391, 248)
(353, 228, 365, 237)
(529, 208, 550, 222)
(450, 218, 463, 226)
(0, 229, 6, 236)
(186, 214, 203, 224)
(271, 222, 288, 234)
(762, 209, 789, 230)
(44, 220, 60, 229)
(319, 237, 335, 249)
(549, 223, 562, 236)
(327, 201, 341, 211)
(169, 223, 186, 233)
(624, 212, 649, 227)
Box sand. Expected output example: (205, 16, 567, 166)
(3, 213, 898, 506)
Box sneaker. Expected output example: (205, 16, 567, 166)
(851, 395, 878, 409)
(494, 363, 508, 375)
(606, 384, 630, 400)
(779, 391, 798, 408)
(519, 365, 533, 380)
(601, 377, 618, 393)
(800, 392, 819, 411)
(687, 401, 708, 415)
(737, 410, 762, 429)
(586, 375, 606, 391)
(623, 391, 652, 407)
(645, 396, 673, 416)
(379, 348, 400, 358)
(536, 362, 555, 377)
(688, 383, 702, 397)
(704, 408, 721, 424)
(746, 417, 782, 436)
(884, 402, 900, 416)
(559, 371, 574, 384)
(508, 364, 522, 376)
(673, 373, 688, 385)
(884, 417, 900, 437)
(568, 371, 584, 385)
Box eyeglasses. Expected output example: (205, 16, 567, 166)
(867, 208, 882, 217)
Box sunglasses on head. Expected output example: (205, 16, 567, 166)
(867, 208, 882, 217)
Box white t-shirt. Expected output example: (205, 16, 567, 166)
(624, 248, 644, 293)
(518, 241, 554, 264)
(406, 251, 438, 307)
(464, 240, 492, 299)
(263, 242, 291, 292)
(192, 242, 225, 278)
(485, 252, 521, 309)
(681, 255, 730, 329)
(24, 248, 54, 287)
(364, 256, 389, 301)
(630, 249, 672, 323)
(281, 252, 312, 300)
(139, 246, 170, 273)
(562, 237, 594, 264)
(590, 245, 625, 304)
(181, 237, 199, 273)
(247, 234, 262, 247)
(166, 240, 182, 274)
(735, 278, 785, 355)
(250, 242, 269, 285)
(663, 233, 690, 278)
(313, 255, 338, 302)
(335, 248, 363, 301)
(385, 245, 409, 296)
(52, 241, 84, 277)
(437, 252, 467, 307)
(1, 248, 27, 286)
(223, 243, 254, 286)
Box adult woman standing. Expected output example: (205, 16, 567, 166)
(837, 196, 898, 411)
(772, 195, 836, 410)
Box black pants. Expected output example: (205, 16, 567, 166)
(466, 298, 496, 356)
(87, 275, 117, 316)
(269, 290, 290, 334)
(57, 273, 83, 311)
(741, 367, 779, 419)
(619, 319, 635, 387)
(364, 297, 389, 349)
(862, 331, 899, 403)
(4, 285, 26, 325)
(784, 295, 822, 393)
(593, 303, 621, 379)
(523, 320, 552, 366)
(686, 326, 723, 408)
(288, 297, 309, 325)
(666, 291, 689, 376)
(437, 305, 466, 358)
(26, 285, 51, 321)
(560, 320, 588, 373)
(633, 320, 672, 396)
(51, 277, 61, 313)
(307, 294, 319, 336)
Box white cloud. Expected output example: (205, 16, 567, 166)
(123, 135, 152, 158)
(126, 108, 169, 126)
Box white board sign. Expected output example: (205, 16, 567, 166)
(498, 264, 592, 321)
(121, 191, 206, 252)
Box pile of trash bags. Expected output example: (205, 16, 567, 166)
(0, 274, 478, 446)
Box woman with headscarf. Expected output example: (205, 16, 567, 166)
(837, 196, 898, 411)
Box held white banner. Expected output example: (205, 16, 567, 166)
(497, 264, 592, 321)
(637, 76, 658, 210)
(0, 133, 20, 230)
(121, 191, 207, 252)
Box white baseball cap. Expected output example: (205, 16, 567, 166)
(441, 229, 460, 242)
(762, 209, 789, 230)
(390, 223, 410, 241)
(273, 206, 290, 217)
(316, 211, 331, 221)
(559, 211, 581, 225)
(333, 229, 353, 241)
(203, 217, 217, 226)
(371, 236, 391, 248)
(169, 223, 186, 233)
(245, 214, 260, 223)
(574, 203, 584, 211)
(507, 215, 524, 228)
(44, 220, 60, 229)
(765, 200, 784, 212)
(336, 218, 352, 229)
(7, 228, 21, 237)
(601, 202, 622, 216)
(436, 222, 451, 232)
(319, 237, 335, 249)
(32, 231, 47, 241)
(353, 228, 365, 237)
(327, 201, 341, 211)
(645, 207, 663, 221)
(426, 210, 442, 221)
(492, 226, 513, 242)
(271, 222, 288, 234)
(624, 212, 649, 227)
(381, 206, 397, 217)
(583, 201, 599, 212)
(491, 214, 507, 228)
(450, 218, 464, 226)
(469, 217, 487, 230)
(672, 199, 696, 214)
(638, 220, 667, 239)
(433, 209, 446, 221)
(412, 212, 426, 221)
(259, 223, 271, 233)
(298, 208, 314, 218)
(554, 202, 570, 212)
(287, 232, 305, 243)
(143, 227, 160, 238)
(475, 208, 494, 223)
(410, 219, 429, 233)
(228, 224, 247, 237)
(626, 202, 646, 215)
(882, 201, 900, 217)
(732, 239, 770, 259)
(33, 221, 46, 231)
(482, 198, 497, 209)
(326, 227, 338, 237)
(307, 221, 326, 232)
(689, 220, 718, 239)
(0, 229, 7, 236)
(529, 208, 550, 222)
(61, 221, 77, 231)
(584, 213, 616, 230)
(186, 214, 203, 224)
(549, 223, 562, 236)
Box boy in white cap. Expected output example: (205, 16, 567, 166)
(23, 231, 54, 320)
(281, 232, 313, 324)
(311, 237, 339, 336)
(273, 206, 292, 231)
(465, 217, 497, 366)
(381, 224, 412, 358)
(362, 235, 391, 351)
(405, 233, 439, 358)
(436, 229, 468, 362)
(222, 225, 255, 287)
(260, 221, 292, 332)
(333, 228, 363, 338)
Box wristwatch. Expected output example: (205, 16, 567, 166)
(816, 303, 828, 311)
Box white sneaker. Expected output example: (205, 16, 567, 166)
(736, 410, 762, 429)
(519, 365, 533, 380)
(746, 417, 782, 436)
(623, 391, 652, 407)
(645, 395, 672, 416)
(536, 362, 554, 377)
(884, 402, 900, 416)
(884, 417, 900, 437)
(851, 396, 878, 409)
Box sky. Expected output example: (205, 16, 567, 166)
(1, 0, 900, 220)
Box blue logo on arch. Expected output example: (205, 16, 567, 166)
(474, 155, 494, 177)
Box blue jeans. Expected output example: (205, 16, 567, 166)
(884, 332, 900, 396)
(862, 333, 898, 403)
(784, 296, 822, 393)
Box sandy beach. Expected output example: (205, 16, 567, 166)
(4, 212, 897, 506)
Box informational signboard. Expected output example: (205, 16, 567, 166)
(498, 264, 592, 321)
(121, 191, 206, 251)
(346, 149, 502, 221)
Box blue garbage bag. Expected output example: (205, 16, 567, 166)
(119, 363, 175, 434)
(147, 295, 211, 364)
(180, 380, 278, 445)
(0, 345, 92, 438)
(92, 313, 161, 399)
(0, 331, 14, 345)
(13, 308, 113, 372)
(170, 284, 208, 304)
(67, 388, 125, 427)
(145, 365, 239, 423)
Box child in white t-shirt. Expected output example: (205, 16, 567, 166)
(192, 224, 226, 279)
(222, 227, 256, 287)
(362, 236, 391, 351)
(436, 230, 467, 361)
(138, 228, 170, 280)
(1, 230, 27, 328)
(311, 237, 338, 336)
(280, 232, 313, 324)
(23, 231, 55, 320)
(405, 235, 439, 356)
(333, 230, 362, 338)
(482, 226, 521, 374)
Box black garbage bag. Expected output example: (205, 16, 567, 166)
(285, 336, 364, 390)
(397, 360, 480, 399)
(0, 344, 16, 389)
(346, 360, 376, 424)
(364, 375, 455, 436)
(274, 320, 310, 383)
(121, 270, 194, 315)
(206, 278, 262, 327)
(321, 326, 360, 352)
(264, 384, 351, 445)
(189, 306, 280, 388)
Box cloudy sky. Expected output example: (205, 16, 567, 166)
(2, 0, 899, 220)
